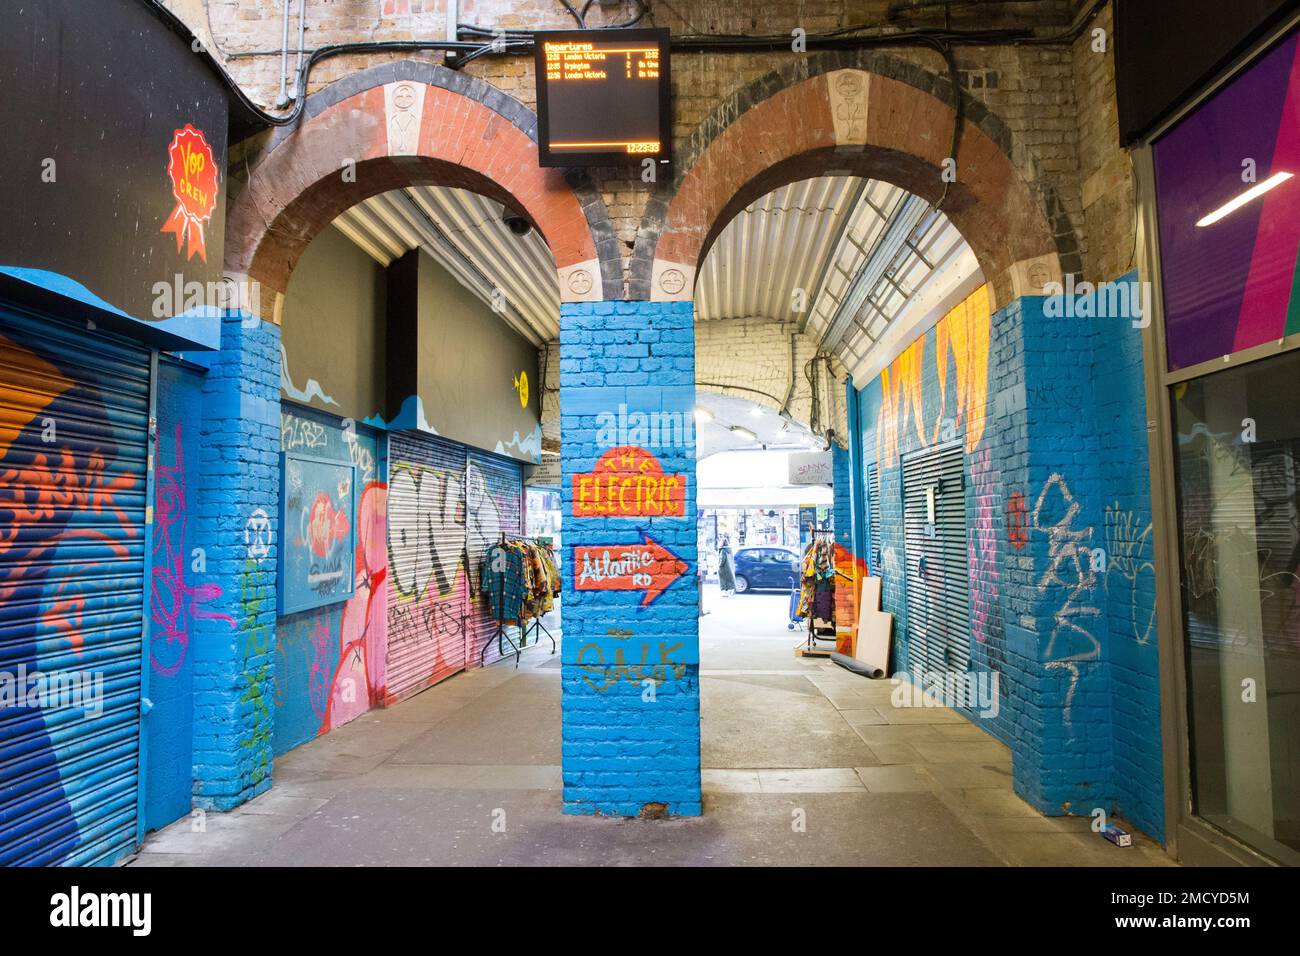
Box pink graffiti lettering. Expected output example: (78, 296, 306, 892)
(150, 425, 234, 675)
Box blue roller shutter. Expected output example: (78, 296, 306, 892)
(0, 305, 151, 866)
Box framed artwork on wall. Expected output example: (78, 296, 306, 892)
(278, 452, 357, 615)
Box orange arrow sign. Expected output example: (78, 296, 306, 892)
(573, 534, 688, 607)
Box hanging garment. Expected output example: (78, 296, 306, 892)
(797, 537, 837, 630)
(480, 539, 562, 624)
(481, 542, 528, 623)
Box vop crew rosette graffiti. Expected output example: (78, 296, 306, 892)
(160, 124, 219, 262)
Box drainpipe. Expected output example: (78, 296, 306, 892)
(274, 0, 292, 107)
(845, 375, 868, 571)
(293, 0, 308, 101)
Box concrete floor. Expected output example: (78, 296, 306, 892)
(132, 586, 1176, 866)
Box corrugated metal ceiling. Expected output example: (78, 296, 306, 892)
(332, 176, 980, 380)
(332, 185, 560, 346)
(697, 176, 980, 382)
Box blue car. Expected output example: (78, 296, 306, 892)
(732, 547, 800, 593)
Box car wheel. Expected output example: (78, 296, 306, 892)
(734, 575, 749, 593)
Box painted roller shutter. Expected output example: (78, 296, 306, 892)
(902, 442, 970, 679)
(465, 450, 524, 667)
(0, 306, 150, 867)
(385, 431, 469, 701)
(867, 462, 881, 576)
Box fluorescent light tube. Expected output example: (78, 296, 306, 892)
(1196, 171, 1293, 227)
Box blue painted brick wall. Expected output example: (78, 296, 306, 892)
(1022, 274, 1162, 837)
(832, 444, 853, 553)
(853, 278, 1163, 842)
(559, 301, 701, 816)
(191, 313, 282, 811)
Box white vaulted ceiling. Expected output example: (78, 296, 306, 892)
(332, 185, 561, 346)
(696, 175, 983, 383)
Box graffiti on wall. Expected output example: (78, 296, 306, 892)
(1006, 490, 1028, 550)
(876, 284, 991, 475)
(238, 555, 273, 785)
(576, 639, 688, 692)
(282, 454, 354, 610)
(573, 535, 688, 607)
(0, 333, 132, 864)
(1103, 502, 1156, 646)
(150, 424, 234, 675)
(1031, 474, 1101, 727)
(319, 481, 388, 729)
(571, 446, 687, 518)
(385, 459, 467, 683)
(383, 453, 517, 688)
(968, 449, 1007, 681)
(274, 409, 389, 754)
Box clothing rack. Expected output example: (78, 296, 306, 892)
(480, 532, 558, 668)
(803, 527, 850, 650)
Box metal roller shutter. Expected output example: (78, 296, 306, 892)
(465, 450, 524, 667)
(385, 432, 469, 701)
(902, 442, 970, 679)
(867, 462, 881, 576)
(0, 306, 150, 867)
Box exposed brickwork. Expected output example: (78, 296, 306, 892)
(543, 318, 851, 453)
(225, 60, 620, 298)
(191, 314, 282, 810)
(559, 301, 701, 816)
(184, 0, 1125, 303)
(634, 54, 1068, 305)
(1072, 3, 1136, 282)
(695, 319, 849, 443)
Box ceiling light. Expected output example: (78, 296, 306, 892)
(1196, 171, 1294, 227)
(729, 426, 758, 442)
(694, 408, 714, 424)
(749, 407, 764, 417)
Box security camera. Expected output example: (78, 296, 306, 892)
(504, 214, 532, 237)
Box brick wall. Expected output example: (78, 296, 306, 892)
(853, 279, 1162, 840)
(1072, 3, 1136, 283)
(175, 0, 1131, 290)
(191, 313, 282, 810)
(543, 318, 851, 454)
(559, 301, 701, 816)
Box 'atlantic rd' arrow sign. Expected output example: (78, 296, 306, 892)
(573, 533, 688, 608)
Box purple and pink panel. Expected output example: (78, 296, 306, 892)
(1156, 30, 1300, 370)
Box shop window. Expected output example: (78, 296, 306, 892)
(1172, 350, 1300, 864)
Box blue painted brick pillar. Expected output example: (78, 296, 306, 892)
(559, 300, 702, 816)
(191, 312, 281, 810)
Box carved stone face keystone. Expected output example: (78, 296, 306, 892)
(1027, 262, 1051, 290)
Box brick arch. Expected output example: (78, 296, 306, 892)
(632, 50, 1079, 308)
(225, 61, 621, 315)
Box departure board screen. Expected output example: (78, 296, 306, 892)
(534, 28, 671, 167)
